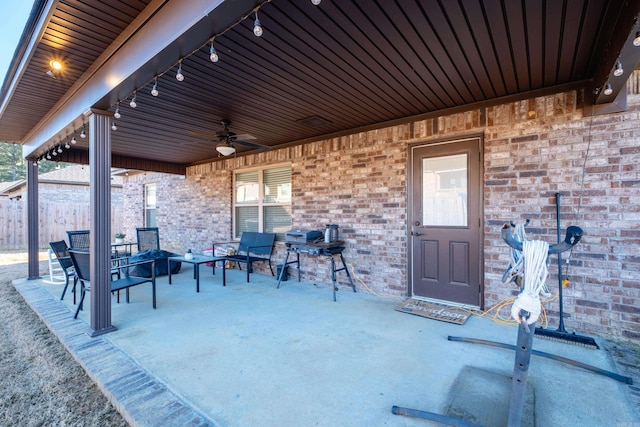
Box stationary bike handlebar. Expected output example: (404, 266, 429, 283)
(501, 223, 583, 255)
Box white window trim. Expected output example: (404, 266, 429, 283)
(232, 163, 291, 240)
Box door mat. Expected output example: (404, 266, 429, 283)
(395, 299, 469, 325)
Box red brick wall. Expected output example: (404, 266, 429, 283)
(123, 84, 640, 340)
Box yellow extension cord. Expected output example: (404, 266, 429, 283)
(349, 261, 570, 328)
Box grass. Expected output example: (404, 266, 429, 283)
(0, 252, 128, 427)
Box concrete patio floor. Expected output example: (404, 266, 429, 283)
(14, 263, 639, 427)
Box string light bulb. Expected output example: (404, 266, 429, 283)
(130, 91, 137, 108)
(613, 60, 624, 77)
(111, 120, 118, 131)
(176, 61, 184, 81)
(65, 137, 70, 149)
(114, 106, 121, 119)
(46, 152, 51, 160)
(253, 12, 263, 37)
(151, 77, 159, 96)
(634, 31, 640, 47)
(311, 0, 321, 4)
(71, 132, 77, 144)
(80, 125, 86, 138)
(603, 81, 613, 96)
(209, 40, 219, 63)
(57, 145, 63, 153)
(52, 148, 57, 156)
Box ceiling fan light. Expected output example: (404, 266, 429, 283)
(216, 144, 236, 156)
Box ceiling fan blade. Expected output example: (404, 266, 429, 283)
(233, 133, 256, 141)
(233, 140, 271, 150)
(188, 130, 218, 139)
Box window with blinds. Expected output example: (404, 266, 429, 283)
(234, 165, 291, 240)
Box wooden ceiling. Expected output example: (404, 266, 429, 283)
(2, 0, 640, 168)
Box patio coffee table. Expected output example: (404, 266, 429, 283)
(168, 255, 222, 292)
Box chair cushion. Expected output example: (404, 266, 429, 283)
(128, 249, 181, 277)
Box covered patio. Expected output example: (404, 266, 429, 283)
(14, 265, 638, 426)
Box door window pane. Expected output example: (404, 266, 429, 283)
(422, 154, 467, 226)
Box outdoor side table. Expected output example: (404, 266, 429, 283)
(168, 255, 220, 292)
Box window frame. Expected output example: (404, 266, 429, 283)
(144, 183, 157, 227)
(233, 163, 292, 240)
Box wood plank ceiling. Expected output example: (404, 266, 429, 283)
(1, 0, 639, 168)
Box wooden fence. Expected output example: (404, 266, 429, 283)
(0, 199, 122, 249)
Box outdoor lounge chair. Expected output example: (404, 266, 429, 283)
(212, 232, 276, 282)
(68, 249, 157, 319)
(48, 240, 78, 302)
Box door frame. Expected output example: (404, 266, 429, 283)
(407, 134, 485, 308)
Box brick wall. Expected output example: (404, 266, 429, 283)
(123, 83, 640, 340)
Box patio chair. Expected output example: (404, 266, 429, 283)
(213, 232, 276, 282)
(68, 249, 157, 319)
(136, 227, 160, 251)
(67, 230, 90, 250)
(48, 240, 78, 302)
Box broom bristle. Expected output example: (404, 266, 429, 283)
(535, 328, 600, 350)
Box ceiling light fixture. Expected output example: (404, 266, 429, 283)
(176, 60, 185, 81)
(634, 31, 640, 47)
(253, 11, 263, 37)
(209, 39, 219, 63)
(130, 91, 137, 108)
(311, 0, 321, 5)
(46, 60, 63, 78)
(603, 81, 613, 96)
(613, 59, 624, 77)
(216, 144, 236, 156)
(151, 77, 159, 96)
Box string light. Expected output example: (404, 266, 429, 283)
(80, 124, 86, 138)
(634, 31, 640, 47)
(613, 60, 623, 77)
(71, 132, 77, 144)
(111, 120, 118, 131)
(130, 91, 137, 108)
(176, 60, 185, 81)
(57, 145, 63, 153)
(603, 81, 613, 96)
(65, 137, 70, 149)
(209, 39, 219, 63)
(151, 77, 159, 96)
(253, 11, 263, 37)
(114, 105, 121, 119)
(311, 0, 321, 4)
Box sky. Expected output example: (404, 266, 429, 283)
(0, 1, 35, 86)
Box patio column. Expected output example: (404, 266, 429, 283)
(26, 160, 39, 280)
(87, 111, 116, 336)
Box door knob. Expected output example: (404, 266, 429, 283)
(411, 231, 423, 236)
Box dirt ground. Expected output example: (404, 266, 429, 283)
(0, 251, 128, 427)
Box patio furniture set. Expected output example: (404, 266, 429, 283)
(48, 229, 300, 319)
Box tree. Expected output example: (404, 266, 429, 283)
(0, 142, 64, 181)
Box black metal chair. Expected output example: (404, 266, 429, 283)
(67, 230, 90, 250)
(68, 249, 157, 319)
(48, 240, 78, 302)
(136, 227, 160, 251)
(212, 232, 276, 282)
